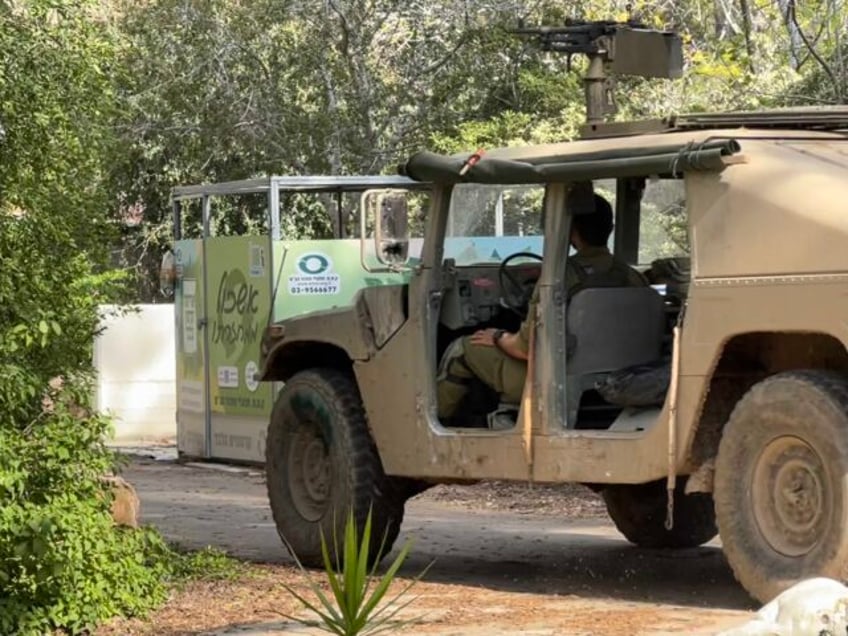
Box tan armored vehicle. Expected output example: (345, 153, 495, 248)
(258, 107, 848, 604)
(255, 109, 848, 601)
(256, 18, 848, 604)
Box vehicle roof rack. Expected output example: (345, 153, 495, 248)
(170, 174, 429, 201)
(669, 106, 848, 131)
(580, 106, 848, 139)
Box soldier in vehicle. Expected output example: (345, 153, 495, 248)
(436, 184, 649, 421)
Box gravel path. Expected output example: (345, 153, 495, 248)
(99, 455, 756, 635)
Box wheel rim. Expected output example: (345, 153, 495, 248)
(287, 420, 333, 522)
(752, 435, 830, 557)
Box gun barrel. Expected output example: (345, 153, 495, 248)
(512, 19, 649, 36)
(512, 25, 608, 35)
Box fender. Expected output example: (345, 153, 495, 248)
(258, 284, 408, 381)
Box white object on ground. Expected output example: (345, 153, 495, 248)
(718, 577, 848, 635)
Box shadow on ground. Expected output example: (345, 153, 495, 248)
(124, 456, 757, 617)
(392, 502, 755, 611)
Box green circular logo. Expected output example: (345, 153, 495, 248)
(298, 253, 330, 275)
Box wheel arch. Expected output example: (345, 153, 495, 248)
(685, 330, 848, 486)
(263, 340, 354, 382)
(264, 349, 434, 503)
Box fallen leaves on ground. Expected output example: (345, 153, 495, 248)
(416, 480, 608, 519)
(97, 562, 679, 636)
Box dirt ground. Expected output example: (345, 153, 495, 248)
(100, 452, 758, 635)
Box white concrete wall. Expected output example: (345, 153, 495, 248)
(93, 304, 176, 442)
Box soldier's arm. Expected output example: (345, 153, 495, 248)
(509, 285, 541, 360)
(564, 259, 579, 293)
(468, 327, 528, 360)
(496, 331, 528, 360)
(471, 282, 539, 360)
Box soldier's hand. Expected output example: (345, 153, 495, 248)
(470, 328, 498, 347)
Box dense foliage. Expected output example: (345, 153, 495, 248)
(0, 193, 237, 635)
(103, 0, 847, 297)
(0, 3, 179, 633)
(0, 211, 175, 634)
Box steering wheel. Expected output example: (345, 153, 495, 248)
(498, 251, 543, 318)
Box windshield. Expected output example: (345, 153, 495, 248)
(445, 184, 545, 266)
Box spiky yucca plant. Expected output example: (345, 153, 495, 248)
(281, 508, 431, 636)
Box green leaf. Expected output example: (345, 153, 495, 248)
(280, 585, 346, 636)
(320, 526, 346, 616)
(357, 539, 413, 623)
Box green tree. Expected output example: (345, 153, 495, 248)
(0, 2, 176, 632)
(0, 0, 123, 257)
(105, 0, 845, 296)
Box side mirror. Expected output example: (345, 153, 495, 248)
(159, 250, 176, 297)
(361, 189, 412, 271)
(376, 192, 409, 264)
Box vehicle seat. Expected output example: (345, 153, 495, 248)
(565, 287, 665, 427)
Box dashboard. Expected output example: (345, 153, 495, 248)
(439, 260, 542, 330)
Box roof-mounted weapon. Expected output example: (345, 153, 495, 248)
(512, 13, 683, 129)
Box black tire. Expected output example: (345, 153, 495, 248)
(265, 367, 404, 569)
(603, 479, 717, 548)
(714, 370, 848, 604)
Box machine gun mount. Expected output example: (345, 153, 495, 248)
(513, 15, 683, 126)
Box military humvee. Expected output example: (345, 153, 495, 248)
(256, 20, 848, 605)
(257, 107, 848, 604)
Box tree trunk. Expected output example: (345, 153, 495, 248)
(778, 0, 803, 70)
(739, 0, 755, 72)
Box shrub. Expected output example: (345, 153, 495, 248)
(0, 400, 173, 634)
(0, 3, 212, 630)
(0, 215, 176, 634)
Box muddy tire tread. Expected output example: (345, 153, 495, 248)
(265, 367, 404, 569)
